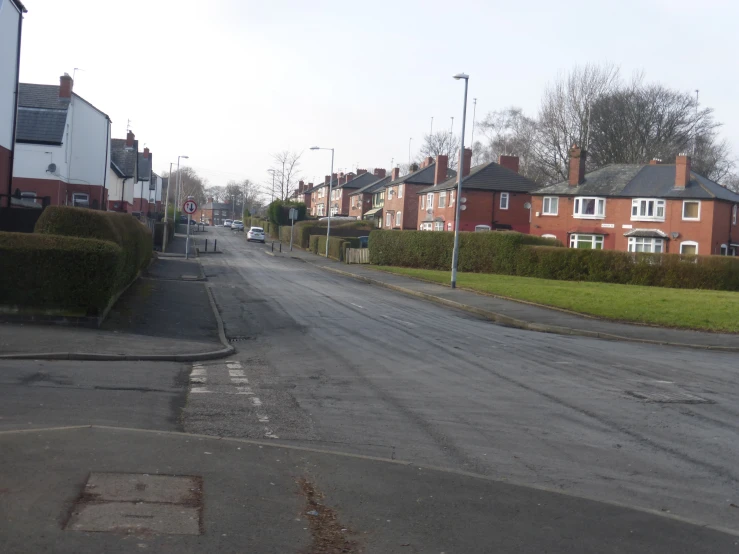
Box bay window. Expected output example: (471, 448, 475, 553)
(628, 237, 664, 253)
(631, 198, 665, 221)
(434, 221, 444, 231)
(569, 234, 604, 249)
(438, 192, 447, 208)
(542, 196, 558, 215)
(573, 197, 605, 218)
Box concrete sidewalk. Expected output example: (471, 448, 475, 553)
(277, 246, 739, 351)
(0, 425, 735, 554)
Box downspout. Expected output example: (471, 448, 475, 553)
(102, 116, 110, 210)
(6, 2, 25, 205)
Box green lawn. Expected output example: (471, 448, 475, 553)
(373, 266, 739, 333)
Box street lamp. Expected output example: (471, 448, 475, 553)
(267, 169, 276, 203)
(310, 146, 334, 258)
(176, 155, 189, 217)
(450, 73, 469, 289)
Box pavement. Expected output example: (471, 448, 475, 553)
(275, 243, 739, 351)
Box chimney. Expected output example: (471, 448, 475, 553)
(143, 147, 150, 159)
(422, 156, 434, 169)
(391, 167, 400, 181)
(461, 148, 472, 178)
(207, 197, 214, 204)
(568, 144, 587, 186)
(307, 182, 313, 193)
(126, 130, 135, 148)
(59, 73, 73, 98)
(649, 158, 662, 165)
(356, 168, 367, 175)
(498, 155, 519, 174)
(675, 154, 691, 188)
(345, 173, 354, 183)
(373, 168, 386, 178)
(324, 175, 330, 186)
(298, 180, 305, 193)
(434, 155, 449, 185)
(331, 173, 338, 184)
(339, 176, 347, 186)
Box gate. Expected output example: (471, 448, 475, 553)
(345, 248, 370, 264)
(0, 194, 49, 233)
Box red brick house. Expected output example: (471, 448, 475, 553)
(531, 146, 739, 256)
(329, 168, 386, 217)
(348, 172, 390, 221)
(382, 158, 456, 230)
(307, 174, 336, 217)
(417, 150, 537, 233)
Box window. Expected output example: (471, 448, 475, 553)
(434, 221, 444, 231)
(628, 237, 664, 253)
(542, 197, 559, 215)
(720, 244, 728, 256)
(420, 195, 425, 210)
(682, 201, 700, 220)
(449, 190, 454, 205)
(386, 212, 392, 227)
(569, 234, 604, 249)
(398, 184, 403, 198)
(427, 193, 434, 210)
(420, 222, 433, 231)
(680, 241, 698, 255)
(573, 197, 605, 218)
(72, 193, 89, 207)
(438, 192, 447, 208)
(542, 234, 557, 239)
(631, 199, 665, 221)
(330, 205, 338, 216)
(474, 225, 491, 232)
(395, 211, 402, 226)
(733, 205, 737, 225)
(500, 192, 509, 210)
(20, 191, 36, 199)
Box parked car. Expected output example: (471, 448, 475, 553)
(246, 226, 265, 243)
(231, 220, 244, 231)
(224, 219, 233, 227)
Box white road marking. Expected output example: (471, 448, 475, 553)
(250, 397, 262, 407)
(380, 314, 415, 327)
(258, 415, 270, 423)
(264, 429, 279, 439)
(191, 369, 206, 376)
(190, 377, 207, 384)
(231, 377, 249, 384)
(227, 362, 242, 369)
(229, 369, 245, 377)
(236, 386, 254, 395)
(190, 387, 212, 394)
(350, 303, 364, 309)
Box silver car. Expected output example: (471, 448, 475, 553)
(246, 226, 265, 243)
(231, 220, 244, 231)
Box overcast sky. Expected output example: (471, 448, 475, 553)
(18, 0, 739, 193)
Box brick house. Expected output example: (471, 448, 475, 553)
(382, 158, 456, 230)
(348, 172, 390, 221)
(200, 198, 243, 226)
(331, 168, 386, 217)
(417, 151, 537, 233)
(12, 74, 112, 209)
(0, 0, 26, 208)
(108, 132, 138, 212)
(531, 145, 739, 256)
(307, 174, 336, 217)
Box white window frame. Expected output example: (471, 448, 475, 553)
(20, 191, 37, 199)
(427, 193, 434, 210)
(720, 244, 728, 256)
(72, 192, 89, 207)
(569, 234, 604, 249)
(395, 211, 402, 226)
(474, 225, 491, 232)
(500, 192, 509, 210)
(420, 222, 433, 231)
(542, 234, 557, 239)
(398, 184, 403, 198)
(438, 191, 447, 208)
(573, 197, 606, 219)
(386, 212, 392, 227)
(449, 190, 454, 205)
(627, 237, 664, 253)
(542, 196, 558, 215)
(733, 205, 737, 225)
(680, 241, 699, 255)
(434, 221, 444, 231)
(631, 198, 665, 222)
(682, 200, 700, 221)
(420, 195, 425, 210)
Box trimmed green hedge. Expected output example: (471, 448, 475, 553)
(310, 235, 360, 261)
(0, 232, 122, 314)
(295, 220, 373, 249)
(267, 200, 306, 225)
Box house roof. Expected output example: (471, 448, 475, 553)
(534, 164, 739, 202)
(10, 0, 28, 13)
(203, 201, 242, 210)
(110, 139, 138, 178)
(349, 175, 391, 196)
(137, 152, 151, 181)
(386, 162, 456, 187)
(417, 161, 539, 194)
(336, 172, 384, 191)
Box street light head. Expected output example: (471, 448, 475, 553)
(310, 146, 320, 150)
(180, 155, 189, 159)
(453, 73, 469, 80)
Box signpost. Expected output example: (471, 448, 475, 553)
(288, 208, 298, 251)
(183, 198, 197, 259)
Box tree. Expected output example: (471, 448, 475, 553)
(417, 131, 460, 169)
(204, 186, 226, 202)
(163, 167, 208, 207)
(475, 107, 541, 181)
(265, 150, 303, 201)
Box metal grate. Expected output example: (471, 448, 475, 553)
(626, 390, 713, 404)
(228, 336, 250, 342)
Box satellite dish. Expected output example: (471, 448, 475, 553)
(460, 197, 467, 203)
(426, 208, 433, 214)
(47, 163, 57, 173)
(460, 205, 467, 211)
(671, 232, 680, 239)
(524, 202, 532, 209)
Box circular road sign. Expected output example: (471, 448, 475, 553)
(183, 199, 198, 214)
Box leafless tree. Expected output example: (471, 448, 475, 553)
(722, 173, 739, 193)
(164, 167, 208, 206)
(417, 131, 460, 169)
(475, 107, 542, 182)
(204, 186, 226, 202)
(265, 150, 303, 201)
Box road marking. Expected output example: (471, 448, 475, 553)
(236, 386, 254, 395)
(190, 387, 212, 394)
(231, 377, 249, 384)
(380, 314, 415, 327)
(264, 429, 279, 439)
(258, 415, 270, 423)
(191, 369, 206, 376)
(250, 397, 262, 407)
(229, 369, 245, 377)
(350, 303, 364, 309)
(227, 362, 242, 369)
(190, 377, 207, 384)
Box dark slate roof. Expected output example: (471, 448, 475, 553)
(417, 161, 539, 194)
(336, 172, 384, 191)
(386, 163, 457, 187)
(110, 161, 125, 178)
(18, 83, 71, 110)
(16, 107, 67, 144)
(534, 164, 739, 202)
(137, 153, 151, 181)
(110, 139, 138, 178)
(10, 0, 28, 13)
(349, 175, 391, 196)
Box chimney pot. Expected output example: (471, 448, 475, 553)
(498, 155, 519, 174)
(434, 155, 449, 185)
(391, 167, 400, 181)
(143, 147, 150, 159)
(675, 154, 691, 188)
(568, 144, 587, 186)
(126, 130, 135, 148)
(373, 168, 386, 178)
(59, 73, 73, 98)
(461, 148, 472, 178)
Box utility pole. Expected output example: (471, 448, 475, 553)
(694, 89, 699, 155)
(430, 116, 433, 135)
(408, 138, 412, 169)
(450, 116, 454, 135)
(471, 98, 477, 150)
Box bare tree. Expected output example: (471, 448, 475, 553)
(164, 167, 208, 206)
(417, 132, 460, 169)
(265, 150, 303, 201)
(204, 186, 226, 202)
(475, 107, 542, 181)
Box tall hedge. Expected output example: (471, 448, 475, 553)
(295, 220, 373, 249)
(267, 200, 306, 225)
(0, 232, 122, 314)
(310, 235, 360, 261)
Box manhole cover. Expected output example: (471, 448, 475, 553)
(625, 390, 712, 404)
(229, 336, 250, 342)
(65, 473, 203, 535)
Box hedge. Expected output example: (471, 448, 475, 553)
(267, 200, 306, 225)
(295, 220, 373, 249)
(310, 235, 360, 261)
(153, 221, 175, 248)
(368, 230, 560, 273)
(0, 232, 122, 314)
(35, 206, 152, 291)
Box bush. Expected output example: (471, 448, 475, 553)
(267, 200, 307, 225)
(0, 232, 122, 315)
(295, 220, 374, 249)
(310, 235, 360, 261)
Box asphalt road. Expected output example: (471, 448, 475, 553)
(191, 226, 739, 532)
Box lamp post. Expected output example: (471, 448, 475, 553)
(176, 155, 189, 219)
(310, 146, 334, 257)
(267, 169, 276, 203)
(450, 73, 469, 289)
(162, 161, 175, 252)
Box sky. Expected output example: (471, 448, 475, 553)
(17, 0, 739, 195)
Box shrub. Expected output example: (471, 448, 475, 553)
(267, 200, 307, 225)
(0, 232, 122, 315)
(295, 220, 374, 249)
(311, 235, 359, 261)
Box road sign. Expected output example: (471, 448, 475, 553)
(289, 208, 298, 221)
(183, 200, 197, 214)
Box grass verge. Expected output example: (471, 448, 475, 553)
(373, 266, 739, 333)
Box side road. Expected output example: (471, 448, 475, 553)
(271, 245, 739, 351)
(0, 426, 735, 554)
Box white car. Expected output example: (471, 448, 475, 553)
(231, 220, 244, 231)
(224, 219, 233, 227)
(246, 226, 265, 243)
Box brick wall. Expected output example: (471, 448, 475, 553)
(383, 182, 424, 229)
(418, 189, 531, 232)
(12, 177, 107, 209)
(348, 192, 372, 219)
(493, 192, 531, 233)
(0, 145, 10, 207)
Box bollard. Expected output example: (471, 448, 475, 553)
(214, 239, 217, 252)
(205, 239, 208, 252)
(271, 242, 274, 252)
(279, 243, 282, 253)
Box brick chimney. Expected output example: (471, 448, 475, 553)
(345, 173, 354, 183)
(373, 168, 386, 178)
(675, 154, 691, 188)
(143, 147, 150, 159)
(498, 155, 519, 174)
(338, 176, 347, 186)
(207, 197, 214, 204)
(434, 155, 449, 185)
(461, 148, 472, 178)
(568, 144, 587, 186)
(307, 182, 313, 191)
(126, 130, 135, 148)
(649, 158, 663, 165)
(298, 180, 304, 193)
(356, 169, 367, 175)
(324, 175, 330, 186)
(422, 156, 434, 169)
(331, 173, 337, 184)
(59, 73, 73, 98)
(391, 167, 400, 181)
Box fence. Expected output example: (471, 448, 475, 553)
(0, 194, 49, 233)
(345, 248, 370, 264)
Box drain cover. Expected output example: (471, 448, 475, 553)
(626, 390, 712, 404)
(66, 473, 203, 535)
(229, 336, 250, 342)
